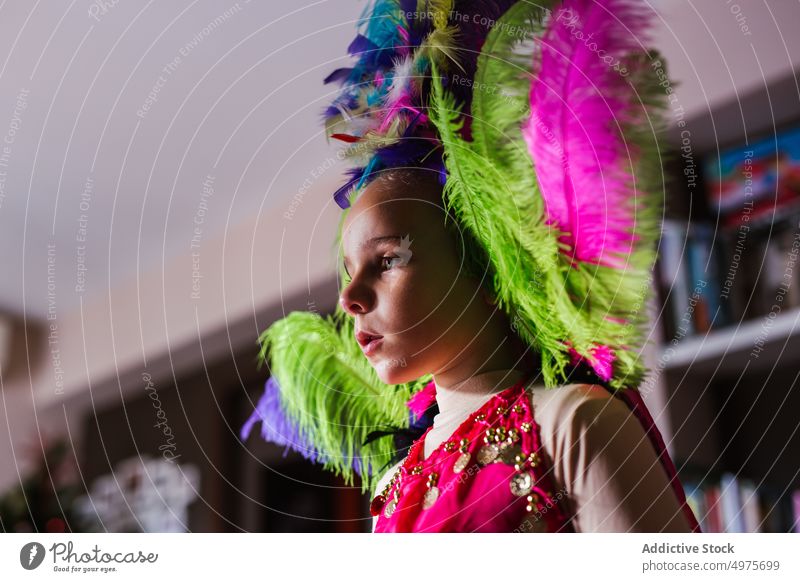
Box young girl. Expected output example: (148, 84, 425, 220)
(340, 167, 698, 533)
(241, 0, 701, 533)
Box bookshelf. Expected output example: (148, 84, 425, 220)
(660, 305, 800, 374)
(652, 89, 800, 533)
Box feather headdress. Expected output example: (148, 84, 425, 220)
(242, 0, 671, 492)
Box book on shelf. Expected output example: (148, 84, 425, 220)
(657, 211, 800, 343)
(657, 219, 694, 342)
(680, 472, 800, 533)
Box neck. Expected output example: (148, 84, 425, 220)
(433, 366, 529, 417)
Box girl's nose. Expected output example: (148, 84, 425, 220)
(339, 280, 372, 315)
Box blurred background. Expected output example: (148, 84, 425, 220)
(0, 0, 798, 533)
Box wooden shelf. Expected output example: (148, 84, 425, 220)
(660, 306, 800, 374)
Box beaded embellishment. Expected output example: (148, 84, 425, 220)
(371, 378, 573, 533)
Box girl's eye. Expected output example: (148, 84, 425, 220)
(381, 256, 400, 270)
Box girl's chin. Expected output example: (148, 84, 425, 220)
(373, 357, 414, 385)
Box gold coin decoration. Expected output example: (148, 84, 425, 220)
(453, 451, 471, 473)
(498, 444, 523, 465)
(477, 444, 499, 465)
(383, 499, 397, 518)
(422, 486, 440, 509)
(509, 471, 534, 497)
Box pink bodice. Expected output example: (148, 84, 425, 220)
(371, 378, 701, 533)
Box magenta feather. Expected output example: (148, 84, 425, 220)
(567, 342, 615, 381)
(406, 380, 437, 421)
(522, 0, 654, 269)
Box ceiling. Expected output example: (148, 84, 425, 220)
(0, 0, 797, 318)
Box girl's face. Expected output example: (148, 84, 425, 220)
(339, 174, 494, 385)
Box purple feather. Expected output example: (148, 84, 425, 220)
(323, 1, 520, 208)
(240, 377, 323, 462)
(332, 167, 368, 209)
(323, 67, 354, 85)
(347, 33, 378, 57)
(241, 377, 370, 476)
(348, 33, 396, 69)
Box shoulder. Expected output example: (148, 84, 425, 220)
(530, 382, 631, 435)
(528, 382, 648, 492)
(529, 383, 693, 532)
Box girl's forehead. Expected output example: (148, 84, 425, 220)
(345, 196, 441, 239)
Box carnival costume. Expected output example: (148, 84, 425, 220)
(241, 0, 701, 532)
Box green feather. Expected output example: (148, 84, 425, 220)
(257, 306, 430, 493)
(427, 1, 670, 390)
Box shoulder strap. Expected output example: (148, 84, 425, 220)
(603, 386, 702, 532)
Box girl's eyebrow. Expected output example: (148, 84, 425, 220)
(343, 235, 402, 274)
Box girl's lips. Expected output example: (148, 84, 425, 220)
(361, 336, 384, 357)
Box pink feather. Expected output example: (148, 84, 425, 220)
(568, 342, 616, 381)
(406, 380, 437, 420)
(521, 0, 654, 268)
